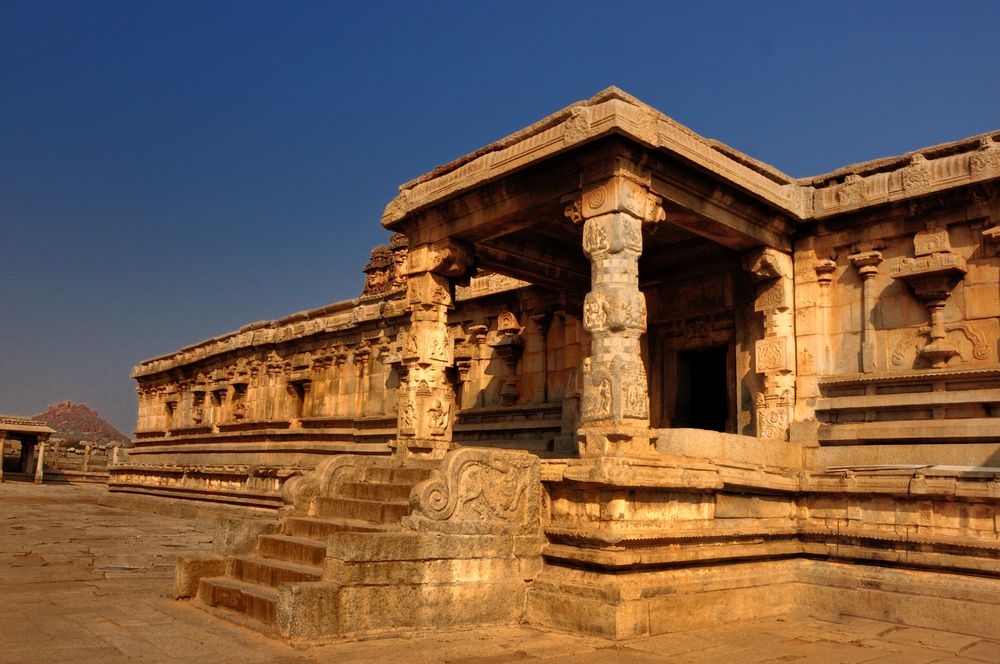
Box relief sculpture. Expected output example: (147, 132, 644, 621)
(403, 447, 540, 535)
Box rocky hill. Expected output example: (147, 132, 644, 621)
(33, 401, 129, 445)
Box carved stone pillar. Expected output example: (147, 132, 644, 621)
(814, 259, 837, 375)
(744, 248, 796, 440)
(572, 175, 662, 429)
(487, 311, 525, 406)
(352, 341, 371, 417)
(34, 438, 46, 484)
(396, 240, 473, 457)
(848, 249, 884, 373)
(529, 311, 552, 403)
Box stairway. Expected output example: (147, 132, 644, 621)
(196, 463, 436, 632)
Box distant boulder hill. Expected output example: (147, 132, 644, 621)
(33, 401, 129, 445)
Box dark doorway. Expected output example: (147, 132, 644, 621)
(675, 346, 730, 432)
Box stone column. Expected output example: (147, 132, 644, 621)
(0, 434, 5, 482)
(396, 240, 472, 457)
(82, 444, 92, 473)
(814, 259, 837, 375)
(849, 250, 884, 373)
(570, 174, 664, 449)
(353, 341, 371, 417)
(34, 439, 46, 484)
(745, 248, 796, 440)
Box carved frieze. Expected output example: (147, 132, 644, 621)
(835, 174, 867, 206)
(969, 137, 1000, 176)
(901, 154, 932, 193)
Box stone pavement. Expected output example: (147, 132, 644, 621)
(2, 482, 999, 664)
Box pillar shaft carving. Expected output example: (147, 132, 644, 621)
(744, 248, 795, 440)
(396, 240, 473, 457)
(848, 249, 884, 373)
(814, 258, 837, 375)
(575, 174, 659, 428)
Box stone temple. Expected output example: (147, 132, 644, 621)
(105, 88, 1000, 640)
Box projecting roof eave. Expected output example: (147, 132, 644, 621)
(381, 86, 809, 229)
(382, 86, 1000, 228)
(0, 416, 55, 436)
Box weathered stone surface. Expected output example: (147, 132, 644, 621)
(175, 555, 225, 598)
(403, 447, 541, 535)
(109, 87, 1000, 645)
(6, 482, 1000, 661)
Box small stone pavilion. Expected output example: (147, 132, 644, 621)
(109, 88, 1000, 641)
(0, 415, 55, 482)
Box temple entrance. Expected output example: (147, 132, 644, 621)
(674, 346, 731, 432)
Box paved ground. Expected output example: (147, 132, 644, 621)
(2, 482, 1000, 664)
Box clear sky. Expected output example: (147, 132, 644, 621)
(2, 0, 999, 434)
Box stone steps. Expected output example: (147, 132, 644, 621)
(193, 465, 432, 634)
(357, 465, 436, 485)
(282, 515, 398, 539)
(313, 496, 411, 523)
(198, 576, 278, 626)
(258, 533, 327, 566)
(230, 554, 323, 587)
(338, 480, 413, 502)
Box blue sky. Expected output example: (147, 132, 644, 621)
(2, 0, 999, 433)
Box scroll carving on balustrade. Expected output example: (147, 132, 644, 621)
(402, 447, 541, 535)
(280, 454, 358, 513)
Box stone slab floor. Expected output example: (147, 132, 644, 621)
(2, 482, 999, 664)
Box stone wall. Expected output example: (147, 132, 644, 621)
(113, 258, 589, 507)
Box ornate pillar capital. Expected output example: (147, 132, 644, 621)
(565, 175, 666, 228)
(407, 240, 474, 279)
(848, 250, 884, 278)
(814, 258, 837, 286)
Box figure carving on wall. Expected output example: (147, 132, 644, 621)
(428, 399, 450, 435)
(625, 380, 647, 419)
(430, 332, 448, 361)
(400, 401, 415, 435)
(583, 294, 607, 331)
(405, 332, 420, 357)
(583, 221, 609, 254)
(598, 378, 612, 417)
